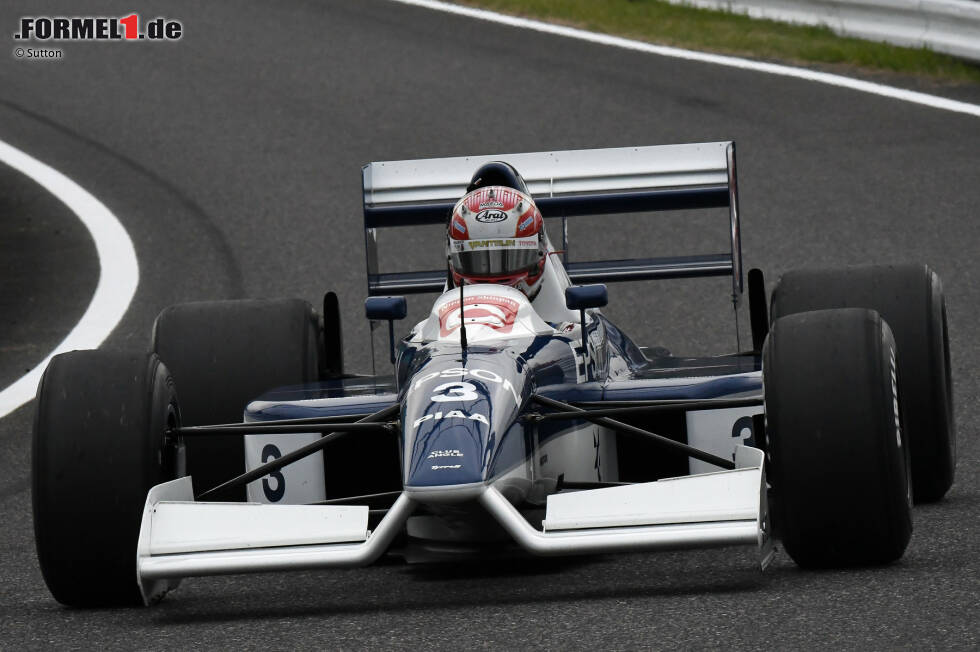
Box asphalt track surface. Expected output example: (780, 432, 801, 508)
(1, 1, 978, 648)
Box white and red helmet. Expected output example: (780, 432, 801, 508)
(447, 163, 547, 299)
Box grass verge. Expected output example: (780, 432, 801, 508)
(453, 0, 980, 84)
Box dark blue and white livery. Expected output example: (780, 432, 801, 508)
(138, 142, 778, 602)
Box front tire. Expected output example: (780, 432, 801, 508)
(764, 308, 912, 568)
(32, 351, 182, 607)
(151, 299, 322, 500)
(771, 264, 954, 502)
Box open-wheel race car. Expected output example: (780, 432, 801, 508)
(32, 142, 956, 607)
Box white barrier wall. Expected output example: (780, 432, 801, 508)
(667, 0, 980, 62)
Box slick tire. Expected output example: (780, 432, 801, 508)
(33, 351, 182, 607)
(770, 264, 954, 502)
(764, 308, 912, 568)
(152, 299, 321, 501)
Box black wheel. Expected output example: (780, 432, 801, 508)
(151, 298, 321, 501)
(32, 351, 182, 607)
(771, 264, 954, 503)
(764, 308, 912, 568)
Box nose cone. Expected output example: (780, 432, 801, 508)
(405, 414, 489, 488)
(399, 349, 528, 497)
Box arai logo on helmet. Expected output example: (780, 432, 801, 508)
(475, 209, 508, 223)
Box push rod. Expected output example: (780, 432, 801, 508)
(531, 394, 736, 471)
(178, 422, 390, 436)
(533, 396, 762, 421)
(175, 411, 374, 432)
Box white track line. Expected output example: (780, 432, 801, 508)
(0, 140, 139, 418)
(392, 0, 980, 118)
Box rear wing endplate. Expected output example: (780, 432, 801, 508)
(361, 142, 742, 299)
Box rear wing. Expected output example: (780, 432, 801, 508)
(361, 141, 742, 300)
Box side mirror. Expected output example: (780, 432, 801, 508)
(565, 284, 608, 310)
(364, 296, 407, 365)
(564, 285, 607, 382)
(365, 296, 407, 321)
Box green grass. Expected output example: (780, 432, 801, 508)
(455, 0, 980, 84)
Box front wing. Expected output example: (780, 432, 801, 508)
(136, 446, 772, 605)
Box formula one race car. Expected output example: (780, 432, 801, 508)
(32, 142, 956, 607)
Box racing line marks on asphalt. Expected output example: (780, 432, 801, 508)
(0, 140, 138, 419)
(392, 0, 980, 119)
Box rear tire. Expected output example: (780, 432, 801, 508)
(770, 264, 954, 502)
(152, 299, 321, 501)
(764, 308, 912, 568)
(33, 351, 182, 607)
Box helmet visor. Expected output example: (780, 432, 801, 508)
(449, 237, 540, 278)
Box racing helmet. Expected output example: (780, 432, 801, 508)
(447, 163, 547, 299)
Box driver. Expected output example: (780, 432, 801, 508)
(447, 162, 549, 301)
